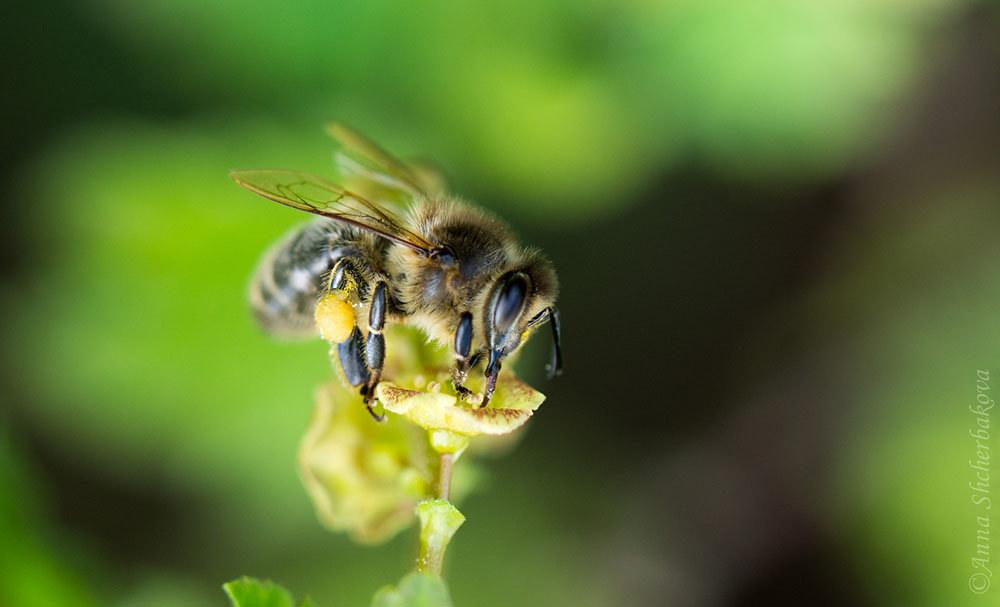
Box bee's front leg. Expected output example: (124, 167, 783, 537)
(451, 312, 475, 399)
(362, 281, 388, 413)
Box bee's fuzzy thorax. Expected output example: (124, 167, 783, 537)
(383, 196, 558, 357)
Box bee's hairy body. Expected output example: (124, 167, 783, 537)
(252, 196, 557, 355)
(234, 122, 562, 419)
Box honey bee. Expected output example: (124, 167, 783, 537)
(232, 123, 561, 420)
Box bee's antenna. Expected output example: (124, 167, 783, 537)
(546, 307, 562, 379)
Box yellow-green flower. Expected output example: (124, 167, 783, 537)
(298, 379, 431, 544)
(376, 374, 545, 437)
(299, 325, 547, 544)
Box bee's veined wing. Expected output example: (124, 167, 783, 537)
(229, 169, 435, 254)
(325, 122, 446, 196)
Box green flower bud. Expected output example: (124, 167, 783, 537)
(415, 500, 465, 576)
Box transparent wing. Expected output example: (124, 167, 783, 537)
(229, 169, 435, 254)
(325, 122, 446, 197)
(407, 157, 449, 194)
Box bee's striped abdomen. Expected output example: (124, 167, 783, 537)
(249, 218, 356, 337)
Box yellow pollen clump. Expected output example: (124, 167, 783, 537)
(315, 291, 355, 343)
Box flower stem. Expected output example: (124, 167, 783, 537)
(438, 452, 453, 500)
(415, 431, 466, 574)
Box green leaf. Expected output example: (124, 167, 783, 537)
(370, 572, 453, 607)
(223, 577, 313, 607)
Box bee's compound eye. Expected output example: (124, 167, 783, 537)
(493, 276, 527, 334)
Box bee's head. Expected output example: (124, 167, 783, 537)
(481, 253, 561, 387)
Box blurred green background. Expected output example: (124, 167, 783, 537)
(3, 0, 1000, 605)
